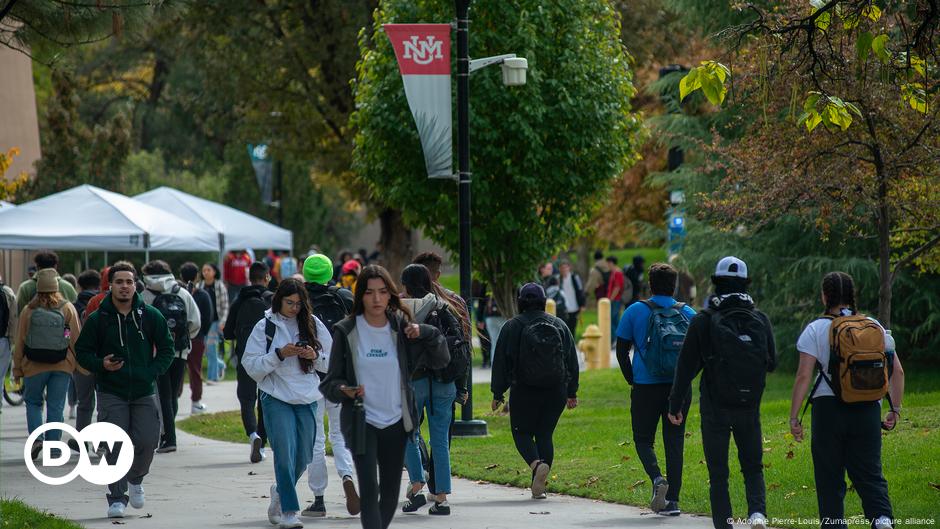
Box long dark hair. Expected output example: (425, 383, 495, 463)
(272, 278, 321, 374)
(822, 271, 856, 314)
(402, 263, 472, 338)
(353, 265, 412, 321)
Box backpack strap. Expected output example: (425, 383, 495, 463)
(798, 315, 836, 425)
(264, 318, 277, 355)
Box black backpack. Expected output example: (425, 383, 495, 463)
(704, 306, 771, 407)
(417, 302, 471, 384)
(0, 282, 8, 337)
(516, 316, 567, 388)
(308, 286, 350, 337)
(234, 291, 272, 359)
(594, 265, 611, 300)
(150, 285, 189, 353)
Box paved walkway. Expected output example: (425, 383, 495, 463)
(1, 376, 720, 528)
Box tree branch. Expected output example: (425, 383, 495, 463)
(0, 0, 19, 22)
(891, 230, 940, 282)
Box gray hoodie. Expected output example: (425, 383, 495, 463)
(142, 274, 201, 359)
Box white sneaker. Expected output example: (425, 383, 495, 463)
(874, 516, 893, 529)
(191, 401, 208, 414)
(68, 405, 76, 419)
(250, 432, 263, 463)
(107, 502, 126, 518)
(279, 511, 303, 529)
(750, 512, 768, 529)
(267, 483, 282, 525)
(129, 483, 145, 508)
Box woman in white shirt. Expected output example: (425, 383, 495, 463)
(242, 278, 331, 529)
(788, 272, 904, 529)
(319, 265, 449, 529)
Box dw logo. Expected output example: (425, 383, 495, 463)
(24, 422, 134, 486)
(402, 35, 443, 65)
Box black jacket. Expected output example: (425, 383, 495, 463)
(187, 283, 213, 339)
(490, 309, 580, 400)
(319, 313, 450, 441)
(668, 294, 777, 414)
(223, 285, 274, 358)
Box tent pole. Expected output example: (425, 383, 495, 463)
(84, 251, 89, 270)
(145, 250, 150, 263)
(104, 251, 108, 267)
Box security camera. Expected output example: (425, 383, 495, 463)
(501, 57, 528, 86)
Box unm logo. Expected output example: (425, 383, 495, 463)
(24, 422, 134, 486)
(402, 35, 443, 65)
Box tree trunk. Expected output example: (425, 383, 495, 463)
(490, 267, 519, 320)
(378, 207, 413, 281)
(876, 177, 892, 328)
(575, 238, 592, 280)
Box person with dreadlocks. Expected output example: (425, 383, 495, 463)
(788, 271, 904, 529)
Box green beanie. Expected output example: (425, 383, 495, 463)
(303, 254, 333, 285)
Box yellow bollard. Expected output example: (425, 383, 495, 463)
(546, 298, 556, 317)
(579, 324, 602, 370)
(597, 298, 611, 368)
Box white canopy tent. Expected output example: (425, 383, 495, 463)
(0, 200, 14, 209)
(0, 185, 219, 255)
(134, 186, 292, 252)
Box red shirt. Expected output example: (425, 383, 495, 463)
(607, 269, 625, 301)
(224, 253, 251, 286)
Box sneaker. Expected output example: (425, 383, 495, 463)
(155, 441, 177, 453)
(301, 497, 325, 517)
(30, 440, 42, 461)
(205, 379, 217, 386)
(750, 512, 768, 529)
(658, 500, 680, 516)
(429, 500, 451, 515)
(532, 492, 547, 500)
(129, 483, 145, 509)
(343, 475, 361, 515)
(279, 511, 303, 529)
(401, 493, 427, 513)
(874, 516, 893, 529)
(650, 476, 669, 512)
(191, 401, 208, 414)
(268, 483, 282, 525)
(67, 438, 81, 453)
(68, 405, 76, 419)
(250, 433, 263, 463)
(107, 502, 126, 518)
(531, 461, 550, 498)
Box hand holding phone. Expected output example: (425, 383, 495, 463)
(341, 385, 364, 399)
(103, 354, 124, 371)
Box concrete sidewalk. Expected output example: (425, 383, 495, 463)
(1, 378, 718, 528)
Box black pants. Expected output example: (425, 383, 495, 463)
(562, 310, 580, 337)
(156, 357, 185, 445)
(353, 420, 407, 529)
(509, 384, 567, 467)
(811, 397, 893, 527)
(236, 361, 266, 445)
(631, 383, 691, 503)
(476, 322, 492, 366)
(700, 393, 766, 529)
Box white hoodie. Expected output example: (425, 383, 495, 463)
(242, 309, 332, 405)
(142, 274, 201, 359)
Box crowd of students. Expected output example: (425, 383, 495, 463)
(0, 248, 907, 529)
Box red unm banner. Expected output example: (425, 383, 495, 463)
(384, 24, 451, 76)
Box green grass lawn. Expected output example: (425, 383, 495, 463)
(0, 499, 87, 529)
(179, 366, 940, 528)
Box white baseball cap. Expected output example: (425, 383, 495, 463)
(715, 256, 748, 278)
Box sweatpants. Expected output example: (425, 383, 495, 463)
(96, 392, 161, 506)
(156, 357, 185, 446)
(236, 361, 266, 445)
(700, 392, 766, 529)
(509, 384, 566, 467)
(811, 397, 893, 527)
(353, 420, 407, 529)
(72, 371, 97, 430)
(186, 336, 206, 403)
(631, 383, 691, 503)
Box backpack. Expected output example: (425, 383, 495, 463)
(234, 291, 272, 359)
(704, 306, 771, 408)
(279, 257, 297, 279)
(150, 285, 189, 352)
(308, 286, 350, 336)
(639, 300, 690, 379)
(415, 301, 471, 384)
(516, 316, 567, 388)
(0, 283, 8, 337)
(24, 301, 70, 363)
(545, 284, 568, 317)
(594, 265, 611, 300)
(818, 314, 891, 404)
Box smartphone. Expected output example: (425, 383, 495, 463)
(296, 340, 309, 348)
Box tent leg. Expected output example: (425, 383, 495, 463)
(84, 251, 89, 270)
(104, 251, 108, 268)
(145, 250, 150, 263)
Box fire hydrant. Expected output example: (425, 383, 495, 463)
(578, 324, 603, 370)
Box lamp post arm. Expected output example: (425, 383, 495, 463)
(469, 54, 517, 73)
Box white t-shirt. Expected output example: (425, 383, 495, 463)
(355, 316, 402, 428)
(797, 316, 888, 398)
(561, 274, 578, 311)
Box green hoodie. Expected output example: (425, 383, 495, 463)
(76, 292, 175, 401)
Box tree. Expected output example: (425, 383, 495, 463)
(352, 0, 642, 315)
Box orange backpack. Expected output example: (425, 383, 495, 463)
(823, 314, 890, 403)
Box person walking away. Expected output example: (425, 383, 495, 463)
(242, 278, 330, 529)
(200, 262, 230, 383)
(472, 280, 492, 368)
(0, 275, 17, 413)
(180, 263, 212, 414)
(542, 275, 569, 323)
(557, 261, 585, 336)
(319, 265, 450, 529)
(623, 255, 646, 307)
(606, 256, 626, 343)
(300, 254, 360, 517)
(667, 256, 776, 528)
(223, 261, 273, 462)
(339, 260, 361, 293)
(584, 250, 610, 308)
(141, 260, 201, 454)
(12, 269, 83, 459)
(75, 263, 175, 518)
(16, 251, 78, 314)
(490, 283, 579, 499)
(788, 271, 903, 529)
(275, 251, 299, 283)
(224, 250, 253, 304)
(69, 269, 100, 429)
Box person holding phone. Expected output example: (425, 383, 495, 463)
(242, 278, 331, 529)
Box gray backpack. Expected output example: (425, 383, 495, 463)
(24, 301, 70, 363)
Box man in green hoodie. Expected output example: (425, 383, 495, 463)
(75, 263, 175, 519)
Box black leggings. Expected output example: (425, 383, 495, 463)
(236, 362, 266, 445)
(353, 420, 407, 529)
(156, 357, 185, 445)
(509, 384, 566, 467)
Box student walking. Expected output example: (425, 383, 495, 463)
(320, 265, 450, 529)
(668, 257, 777, 529)
(75, 263, 176, 519)
(0, 275, 17, 413)
(788, 271, 904, 529)
(490, 283, 579, 499)
(13, 269, 82, 459)
(242, 278, 330, 529)
(199, 262, 229, 383)
(180, 262, 212, 414)
(615, 262, 695, 515)
(16, 251, 78, 313)
(68, 269, 101, 429)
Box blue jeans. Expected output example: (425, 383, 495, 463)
(206, 321, 225, 381)
(610, 300, 623, 340)
(23, 371, 71, 441)
(484, 316, 507, 364)
(404, 377, 456, 494)
(260, 391, 317, 513)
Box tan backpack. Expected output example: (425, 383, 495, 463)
(820, 314, 890, 403)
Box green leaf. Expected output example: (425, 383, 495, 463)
(842, 12, 861, 29)
(700, 74, 725, 106)
(845, 102, 862, 118)
(862, 5, 881, 21)
(679, 69, 700, 101)
(804, 111, 822, 131)
(902, 83, 929, 114)
(872, 34, 890, 63)
(856, 31, 873, 62)
(803, 92, 822, 112)
(815, 11, 831, 30)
